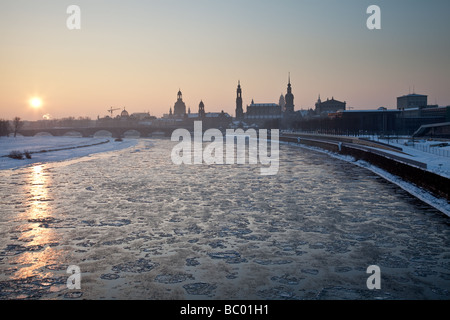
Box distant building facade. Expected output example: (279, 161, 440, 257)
(397, 93, 428, 110)
(233, 75, 299, 128)
(131, 112, 155, 121)
(165, 93, 232, 129)
(164, 77, 299, 129)
(246, 101, 282, 120)
(315, 96, 346, 115)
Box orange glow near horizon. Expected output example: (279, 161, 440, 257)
(1, 1, 450, 121)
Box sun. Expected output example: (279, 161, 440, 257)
(30, 97, 42, 108)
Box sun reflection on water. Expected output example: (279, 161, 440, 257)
(11, 164, 62, 280)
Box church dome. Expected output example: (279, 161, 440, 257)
(121, 108, 129, 117)
(173, 90, 186, 116)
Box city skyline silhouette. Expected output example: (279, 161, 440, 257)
(1, 0, 450, 121)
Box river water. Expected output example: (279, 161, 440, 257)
(0, 138, 449, 300)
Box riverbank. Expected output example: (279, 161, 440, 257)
(280, 133, 450, 217)
(0, 136, 138, 170)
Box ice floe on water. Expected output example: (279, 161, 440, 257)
(183, 282, 217, 297)
(112, 259, 159, 274)
(0, 138, 449, 300)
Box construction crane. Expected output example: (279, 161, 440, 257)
(107, 107, 120, 117)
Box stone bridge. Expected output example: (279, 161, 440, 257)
(17, 125, 183, 138)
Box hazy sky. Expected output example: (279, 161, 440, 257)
(1, 0, 450, 120)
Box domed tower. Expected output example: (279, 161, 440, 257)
(198, 100, 206, 119)
(284, 73, 294, 113)
(173, 89, 187, 117)
(121, 107, 129, 118)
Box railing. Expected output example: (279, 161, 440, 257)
(411, 143, 450, 158)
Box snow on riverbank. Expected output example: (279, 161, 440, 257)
(0, 136, 138, 170)
(373, 138, 450, 179)
(281, 141, 450, 217)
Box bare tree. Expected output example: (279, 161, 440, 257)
(0, 119, 10, 137)
(12, 117, 23, 137)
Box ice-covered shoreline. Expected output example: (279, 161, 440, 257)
(368, 137, 450, 179)
(0, 136, 138, 170)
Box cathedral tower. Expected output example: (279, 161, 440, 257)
(285, 73, 294, 113)
(235, 81, 244, 119)
(198, 100, 206, 119)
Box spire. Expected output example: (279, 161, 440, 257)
(285, 73, 294, 113)
(286, 73, 292, 95)
(237, 80, 242, 98)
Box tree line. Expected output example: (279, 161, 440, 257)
(0, 117, 23, 137)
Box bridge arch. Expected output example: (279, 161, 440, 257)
(34, 132, 53, 137)
(123, 130, 141, 138)
(63, 131, 83, 137)
(93, 130, 113, 138)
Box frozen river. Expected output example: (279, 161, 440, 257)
(0, 138, 449, 300)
